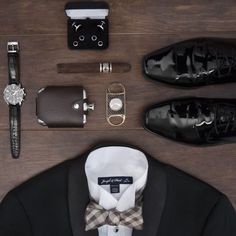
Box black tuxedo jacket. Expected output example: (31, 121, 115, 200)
(0, 146, 236, 236)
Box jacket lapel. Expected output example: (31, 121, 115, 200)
(68, 149, 167, 236)
(133, 156, 167, 236)
(68, 154, 98, 236)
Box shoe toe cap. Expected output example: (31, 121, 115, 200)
(144, 101, 208, 145)
(145, 104, 175, 139)
(143, 48, 178, 85)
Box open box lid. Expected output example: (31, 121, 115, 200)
(65, 1, 109, 20)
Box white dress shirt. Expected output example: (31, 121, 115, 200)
(85, 146, 149, 236)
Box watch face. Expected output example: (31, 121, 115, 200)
(3, 84, 25, 105)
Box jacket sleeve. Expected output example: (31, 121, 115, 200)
(0, 191, 31, 236)
(202, 194, 236, 236)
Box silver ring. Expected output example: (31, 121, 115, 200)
(98, 41, 103, 47)
(79, 35, 85, 41)
(91, 35, 97, 41)
(73, 41, 78, 47)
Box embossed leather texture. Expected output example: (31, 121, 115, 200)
(143, 38, 236, 87)
(144, 98, 236, 145)
(10, 105, 20, 158)
(8, 53, 20, 84)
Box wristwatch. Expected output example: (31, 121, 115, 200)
(3, 42, 26, 158)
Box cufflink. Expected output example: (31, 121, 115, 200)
(79, 35, 85, 41)
(72, 22, 82, 31)
(91, 35, 98, 41)
(97, 20, 106, 31)
(98, 41, 104, 47)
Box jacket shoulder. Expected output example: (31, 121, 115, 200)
(10, 159, 72, 200)
(165, 164, 222, 201)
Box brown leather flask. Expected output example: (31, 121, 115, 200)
(36, 86, 94, 128)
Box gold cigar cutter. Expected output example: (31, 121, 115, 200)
(106, 83, 126, 126)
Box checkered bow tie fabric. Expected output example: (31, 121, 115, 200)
(85, 194, 144, 231)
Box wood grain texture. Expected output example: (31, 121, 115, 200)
(1, 0, 236, 35)
(0, 0, 236, 210)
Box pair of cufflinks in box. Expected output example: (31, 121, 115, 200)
(65, 2, 109, 50)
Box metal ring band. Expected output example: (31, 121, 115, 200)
(73, 41, 78, 47)
(102, 63, 110, 73)
(100, 63, 103, 73)
(109, 62, 112, 73)
(98, 41, 103, 47)
(91, 35, 97, 41)
(79, 35, 85, 41)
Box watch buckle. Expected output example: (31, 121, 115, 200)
(7, 42, 19, 53)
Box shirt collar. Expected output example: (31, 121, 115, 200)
(85, 146, 148, 211)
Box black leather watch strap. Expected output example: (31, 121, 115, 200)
(7, 42, 22, 159)
(8, 52, 20, 84)
(9, 105, 20, 159)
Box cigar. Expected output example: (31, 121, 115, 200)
(57, 62, 131, 73)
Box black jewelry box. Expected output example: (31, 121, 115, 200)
(65, 1, 109, 50)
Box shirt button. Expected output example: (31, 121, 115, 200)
(114, 226, 119, 233)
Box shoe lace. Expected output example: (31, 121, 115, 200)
(175, 42, 236, 84)
(210, 46, 236, 78)
(206, 103, 236, 141)
(175, 43, 211, 84)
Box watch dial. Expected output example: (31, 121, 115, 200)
(3, 84, 25, 105)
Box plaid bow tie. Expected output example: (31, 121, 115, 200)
(85, 200, 144, 231)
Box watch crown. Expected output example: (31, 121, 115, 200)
(21, 88, 26, 97)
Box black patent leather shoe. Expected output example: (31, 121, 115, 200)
(144, 98, 236, 145)
(143, 38, 236, 87)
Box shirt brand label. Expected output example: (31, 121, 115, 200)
(110, 184, 120, 194)
(98, 176, 133, 185)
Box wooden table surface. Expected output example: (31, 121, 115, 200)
(0, 0, 236, 208)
